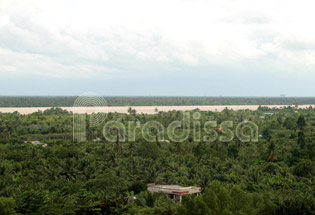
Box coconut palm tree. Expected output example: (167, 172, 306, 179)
(266, 142, 278, 162)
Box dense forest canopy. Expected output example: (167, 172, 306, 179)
(0, 106, 315, 214)
(2, 96, 315, 107)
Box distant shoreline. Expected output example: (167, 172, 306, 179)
(2, 96, 315, 107)
(0, 105, 313, 114)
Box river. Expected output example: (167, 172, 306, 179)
(0, 105, 313, 114)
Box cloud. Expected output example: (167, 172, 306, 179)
(282, 38, 315, 51)
(0, 0, 315, 95)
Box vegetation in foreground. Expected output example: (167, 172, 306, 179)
(0, 106, 315, 214)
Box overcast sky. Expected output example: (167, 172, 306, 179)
(0, 0, 315, 96)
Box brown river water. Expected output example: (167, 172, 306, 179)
(0, 105, 314, 114)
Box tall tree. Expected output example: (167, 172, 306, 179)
(297, 131, 306, 149)
(266, 142, 278, 162)
(297, 115, 306, 130)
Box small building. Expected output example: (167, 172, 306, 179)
(147, 184, 202, 203)
(264, 113, 274, 116)
(30, 141, 47, 147)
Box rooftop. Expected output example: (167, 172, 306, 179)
(147, 184, 202, 195)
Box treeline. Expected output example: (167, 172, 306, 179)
(2, 96, 315, 107)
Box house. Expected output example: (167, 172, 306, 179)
(264, 113, 274, 116)
(30, 141, 47, 147)
(147, 184, 202, 203)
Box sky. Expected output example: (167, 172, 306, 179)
(0, 0, 315, 96)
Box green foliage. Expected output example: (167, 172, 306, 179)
(85, 173, 128, 195)
(284, 117, 297, 130)
(126, 191, 175, 215)
(177, 181, 274, 215)
(0, 106, 315, 214)
(297, 131, 306, 148)
(262, 127, 272, 140)
(0, 197, 18, 215)
(136, 142, 161, 159)
(227, 144, 239, 158)
(16, 190, 49, 215)
(128, 181, 147, 194)
(293, 160, 315, 177)
(297, 115, 306, 130)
